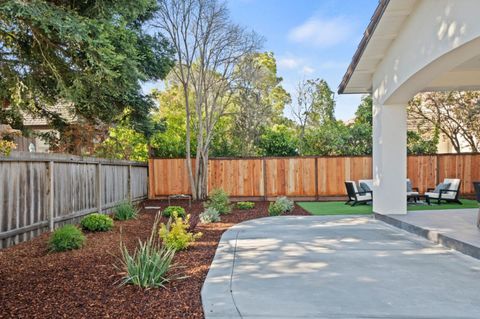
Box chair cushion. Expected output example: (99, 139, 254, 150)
(443, 178, 460, 198)
(433, 182, 450, 193)
(359, 179, 374, 191)
(425, 192, 440, 199)
(359, 182, 372, 193)
(407, 191, 419, 196)
(407, 180, 413, 192)
(357, 194, 372, 201)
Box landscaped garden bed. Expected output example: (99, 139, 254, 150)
(0, 200, 309, 318)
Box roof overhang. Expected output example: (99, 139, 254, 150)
(338, 0, 418, 94)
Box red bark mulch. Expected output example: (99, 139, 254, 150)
(0, 200, 310, 319)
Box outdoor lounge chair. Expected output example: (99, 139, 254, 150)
(424, 178, 462, 205)
(345, 181, 372, 206)
(358, 179, 419, 202)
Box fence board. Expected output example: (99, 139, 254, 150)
(0, 153, 148, 248)
(149, 154, 480, 199)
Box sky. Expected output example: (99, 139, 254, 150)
(144, 0, 379, 121)
(226, 0, 378, 121)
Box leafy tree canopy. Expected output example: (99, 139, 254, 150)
(0, 0, 174, 134)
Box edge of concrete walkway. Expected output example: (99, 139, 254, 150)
(374, 212, 480, 260)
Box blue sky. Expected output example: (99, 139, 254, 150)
(226, 0, 377, 120)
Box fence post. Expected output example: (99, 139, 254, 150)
(315, 157, 319, 200)
(48, 161, 55, 231)
(128, 164, 132, 202)
(96, 163, 102, 213)
(263, 158, 267, 201)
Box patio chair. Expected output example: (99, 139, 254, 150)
(424, 178, 462, 205)
(407, 178, 420, 202)
(345, 181, 372, 206)
(473, 181, 480, 228)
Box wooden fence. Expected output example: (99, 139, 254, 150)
(0, 152, 148, 248)
(149, 154, 480, 199)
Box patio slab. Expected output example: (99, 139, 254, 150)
(375, 208, 480, 259)
(201, 215, 480, 319)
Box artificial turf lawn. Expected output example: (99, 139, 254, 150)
(297, 199, 479, 216)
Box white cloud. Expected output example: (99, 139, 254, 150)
(288, 16, 353, 47)
(302, 66, 315, 74)
(278, 57, 301, 69)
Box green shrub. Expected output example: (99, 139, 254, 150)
(199, 207, 221, 224)
(204, 188, 231, 214)
(49, 225, 85, 252)
(81, 213, 114, 232)
(117, 214, 182, 288)
(268, 202, 284, 216)
(159, 213, 202, 251)
(236, 201, 255, 210)
(114, 201, 138, 220)
(162, 206, 186, 218)
(276, 196, 294, 212)
(268, 197, 294, 216)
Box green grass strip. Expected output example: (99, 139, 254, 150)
(298, 199, 478, 216)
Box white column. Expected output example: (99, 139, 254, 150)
(372, 102, 407, 215)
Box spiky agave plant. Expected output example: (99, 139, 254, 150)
(116, 213, 184, 288)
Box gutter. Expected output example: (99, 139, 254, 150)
(338, 0, 391, 94)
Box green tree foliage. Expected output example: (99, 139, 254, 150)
(258, 124, 298, 156)
(407, 131, 438, 155)
(0, 0, 174, 134)
(231, 52, 291, 155)
(149, 85, 196, 158)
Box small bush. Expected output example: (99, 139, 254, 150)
(162, 206, 186, 218)
(81, 213, 114, 232)
(117, 214, 182, 288)
(199, 207, 221, 224)
(49, 225, 85, 252)
(236, 201, 255, 210)
(268, 197, 294, 216)
(204, 188, 231, 214)
(159, 213, 202, 251)
(268, 202, 284, 216)
(114, 201, 138, 220)
(276, 196, 294, 212)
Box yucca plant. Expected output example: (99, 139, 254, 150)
(116, 214, 183, 288)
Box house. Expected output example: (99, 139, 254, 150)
(339, 0, 480, 214)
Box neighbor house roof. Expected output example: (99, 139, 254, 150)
(338, 0, 418, 94)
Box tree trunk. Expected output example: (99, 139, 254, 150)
(184, 85, 197, 200)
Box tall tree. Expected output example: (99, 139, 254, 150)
(0, 0, 174, 137)
(292, 78, 335, 153)
(408, 91, 480, 152)
(154, 0, 262, 199)
(231, 52, 290, 156)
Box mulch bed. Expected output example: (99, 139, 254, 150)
(0, 200, 310, 319)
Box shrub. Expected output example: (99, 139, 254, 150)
(81, 213, 114, 232)
(268, 202, 284, 216)
(276, 196, 294, 212)
(159, 213, 202, 251)
(199, 208, 221, 224)
(49, 225, 85, 252)
(117, 214, 182, 288)
(204, 188, 231, 214)
(162, 206, 186, 218)
(114, 201, 138, 220)
(236, 201, 255, 210)
(268, 197, 294, 216)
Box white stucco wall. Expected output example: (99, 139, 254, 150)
(373, 0, 480, 105)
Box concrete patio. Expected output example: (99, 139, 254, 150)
(202, 215, 480, 319)
(376, 208, 480, 259)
